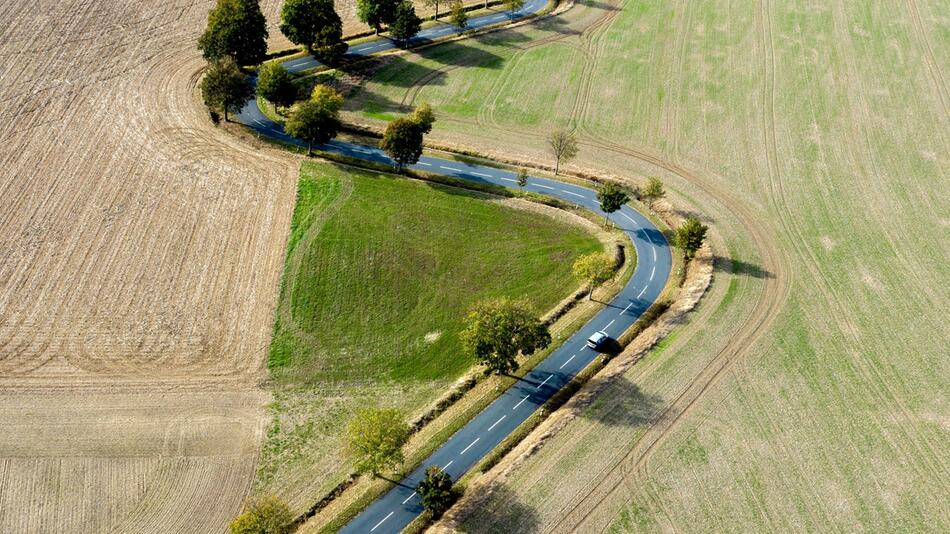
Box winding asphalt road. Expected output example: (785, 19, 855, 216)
(235, 4, 672, 533)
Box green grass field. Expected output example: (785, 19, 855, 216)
(257, 160, 602, 510)
(345, 0, 950, 531)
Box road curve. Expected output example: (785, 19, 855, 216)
(235, 6, 672, 533)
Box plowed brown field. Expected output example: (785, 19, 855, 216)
(0, 0, 299, 531)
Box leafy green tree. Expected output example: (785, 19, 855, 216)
(201, 57, 254, 122)
(410, 102, 436, 134)
(417, 466, 454, 514)
(596, 181, 629, 226)
(516, 168, 528, 191)
(229, 495, 293, 534)
(380, 118, 423, 171)
(422, 0, 442, 20)
(504, 0, 525, 15)
(572, 252, 616, 300)
(279, 0, 347, 60)
(345, 407, 410, 475)
(256, 62, 297, 109)
(642, 176, 664, 206)
(548, 129, 578, 175)
(357, 0, 399, 34)
(284, 85, 343, 155)
(449, 0, 468, 29)
(198, 0, 268, 66)
(460, 297, 551, 375)
(674, 216, 708, 260)
(390, 1, 422, 43)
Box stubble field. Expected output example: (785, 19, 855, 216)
(348, 0, 950, 531)
(0, 0, 299, 532)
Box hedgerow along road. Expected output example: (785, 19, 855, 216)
(235, 2, 673, 532)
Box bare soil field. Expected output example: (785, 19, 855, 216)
(347, 0, 950, 531)
(0, 0, 300, 531)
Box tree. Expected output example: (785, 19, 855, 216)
(642, 176, 664, 206)
(674, 216, 708, 260)
(256, 62, 297, 109)
(572, 252, 616, 300)
(422, 0, 442, 20)
(380, 104, 435, 171)
(410, 102, 436, 134)
(390, 1, 422, 44)
(449, 0, 468, 29)
(596, 181, 629, 227)
(284, 85, 343, 155)
(516, 168, 528, 191)
(357, 0, 399, 34)
(460, 298, 551, 376)
(229, 495, 293, 534)
(198, 0, 268, 66)
(504, 0, 525, 16)
(345, 407, 410, 475)
(417, 466, 454, 514)
(548, 129, 578, 175)
(201, 57, 254, 122)
(279, 0, 347, 60)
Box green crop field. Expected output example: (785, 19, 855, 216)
(257, 160, 602, 511)
(346, 0, 950, 531)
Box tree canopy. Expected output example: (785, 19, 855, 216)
(229, 495, 293, 534)
(344, 407, 410, 475)
(284, 85, 343, 155)
(504, 0, 525, 15)
(410, 102, 436, 134)
(279, 0, 347, 60)
(421, 0, 443, 20)
(201, 57, 254, 122)
(380, 104, 436, 171)
(642, 176, 665, 206)
(460, 297, 551, 375)
(390, 1, 422, 43)
(674, 216, 708, 260)
(572, 252, 617, 300)
(198, 0, 268, 66)
(449, 1, 468, 29)
(417, 466, 454, 514)
(256, 62, 297, 109)
(357, 0, 399, 33)
(516, 168, 528, 190)
(596, 182, 629, 226)
(548, 129, 578, 175)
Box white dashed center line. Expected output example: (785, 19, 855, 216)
(441, 460, 454, 471)
(536, 375, 552, 389)
(417, 161, 431, 166)
(534, 183, 554, 190)
(637, 285, 648, 298)
(650, 264, 656, 280)
(653, 247, 657, 261)
(487, 415, 506, 431)
(460, 438, 480, 455)
(560, 354, 576, 369)
(561, 190, 584, 198)
(402, 492, 416, 504)
(621, 212, 638, 227)
(622, 302, 633, 313)
(470, 171, 491, 177)
(440, 165, 462, 172)
(605, 319, 615, 329)
(371, 511, 394, 531)
(513, 394, 530, 409)
(500, 177, 517, 182)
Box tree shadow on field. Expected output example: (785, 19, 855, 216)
(459, 486, 540, 534)
(714, 256, 773, 279)
(414, 40, 505, 68)
(581, 376, 664, 428)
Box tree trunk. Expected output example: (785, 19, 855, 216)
(435, 1, 439, 19)
(604, 213, 610, 227)
(223, 108, 229, 122)
(588, 285, 593, 300)
(554, 158, 560, 175)
(307, 141, 312, 156)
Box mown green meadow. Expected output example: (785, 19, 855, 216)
(257, 160, 602, 510)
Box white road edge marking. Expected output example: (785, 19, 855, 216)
(487, 415, 506, 431)
(560, 354, 576, 369)
(371, 511, 394, 531)
(460, 438, 481, 455)
(561, 190, 584, 198)
(402, 492, 416, 504)
(513, 394, 530, 409)
(536, 375, 552, 389)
